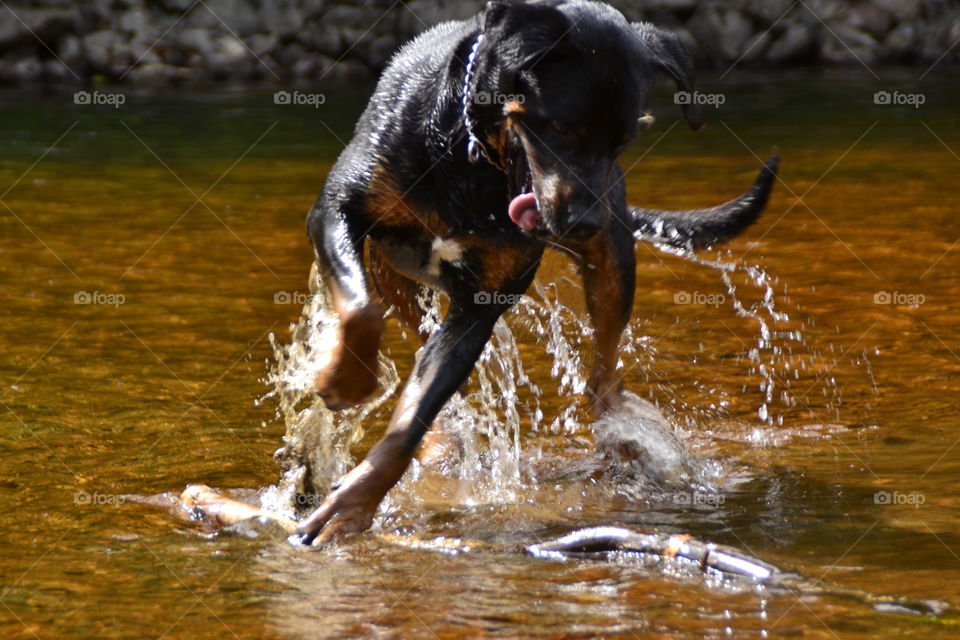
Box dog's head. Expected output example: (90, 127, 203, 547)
(471, 0, 702, 241)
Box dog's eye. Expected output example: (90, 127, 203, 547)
(551, 120, 570, 135)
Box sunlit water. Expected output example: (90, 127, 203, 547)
(3, 71, 960, 638)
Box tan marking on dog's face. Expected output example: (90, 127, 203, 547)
(503, 101, 526, 117)
(485, 120, 521, 171)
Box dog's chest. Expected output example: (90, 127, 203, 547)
(373, 236, 468, 289)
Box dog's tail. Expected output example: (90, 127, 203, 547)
(630, 154, 779, 251)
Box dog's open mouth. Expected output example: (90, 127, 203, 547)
(507, 161, 543, 233)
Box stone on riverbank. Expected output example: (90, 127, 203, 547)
(0, 0, 956, 85)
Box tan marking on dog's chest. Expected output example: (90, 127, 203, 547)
(365, 167, 447, 236)
(455, 236, 540, 291)
(427, 237, 466, 277)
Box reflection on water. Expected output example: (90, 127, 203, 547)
(3, 71, 960, 638)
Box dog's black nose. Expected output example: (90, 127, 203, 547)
(563, 213, 605, 240)
(559, 190, 610, 240)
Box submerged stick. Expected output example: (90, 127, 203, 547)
(127, 484, 298, 534)
(130, 489, 949, 617)
(529, 526, 784, 581)
(529, 526, 948, 617)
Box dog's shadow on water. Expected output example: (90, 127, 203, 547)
(384, 448, 960, 584)
(367, 392, 955, 572)
(371, 392, 793, 549)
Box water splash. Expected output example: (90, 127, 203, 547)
(258, 263, 399, 518)
(659, 244, 844, 431)
(592, 391, 722, 492)
(260, 244, 845, 517)
(407, 289, 543, 504)
(512, 282, 588, 435)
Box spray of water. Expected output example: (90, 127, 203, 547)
(411, 288, 543, 504)
(664, 246, 844, 435)
(259, 245, 845, 517)
(258, 263, 399, 519)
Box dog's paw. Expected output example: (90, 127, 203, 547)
(296, 461, 386, 545)
(417, 426, 463, 469)
(586, 373, 625, 419)
(314, 303, 384, 410)
(314, 356, 379, 410)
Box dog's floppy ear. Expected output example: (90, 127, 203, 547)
(482, 0, 569, 73)
(633, 22, 704, 131)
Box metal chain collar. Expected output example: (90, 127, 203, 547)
(461, 32, 491, 165)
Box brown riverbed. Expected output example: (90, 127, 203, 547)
(2, 71, 960, 638)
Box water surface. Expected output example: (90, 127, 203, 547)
(2, 71, 960, 638)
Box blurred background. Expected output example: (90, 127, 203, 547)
(1, 0, 958, 85)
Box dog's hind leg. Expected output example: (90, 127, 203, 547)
(577, 226, 637, 418)
(297, 299, 509, 544)
(307, 198, 385, 411)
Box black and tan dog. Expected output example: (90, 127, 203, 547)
(298, 0, 777, 544)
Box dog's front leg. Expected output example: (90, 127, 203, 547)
(578, 227, 637, 418)
(297, 299, 507, 545)
(307, 198, 385, 411)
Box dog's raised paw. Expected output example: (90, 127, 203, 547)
(314, 303, 384, 410)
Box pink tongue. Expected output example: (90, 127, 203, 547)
(508, 193, 540, 231)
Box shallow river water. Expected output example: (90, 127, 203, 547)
(2, 70, 960, 638)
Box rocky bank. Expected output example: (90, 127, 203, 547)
(1, 0, 958, 85)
